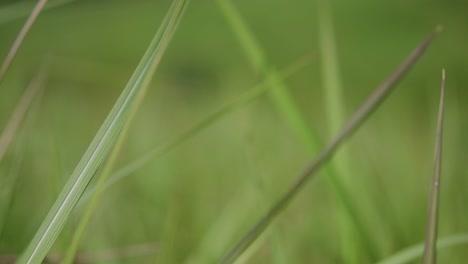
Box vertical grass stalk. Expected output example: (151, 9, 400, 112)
(317, 0, 360, 262)
(422, 69, 446, 264)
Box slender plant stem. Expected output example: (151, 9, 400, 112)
(0, 0, 48, 82)
(422, 69, 446, 264)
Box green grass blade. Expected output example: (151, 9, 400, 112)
(77, 55, 312, 204)
(422, 69, 446, 264)
(16, 1, 190, 263)
(376, 233, 468, 264)
(61, 2, 189, 262)
(216, 0, 318, 153)
(0, 0, 48, 82)
(220, 27, 442, 264)
(317, 0, 366, 262)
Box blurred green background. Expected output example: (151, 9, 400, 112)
(0, 0, 467, 263)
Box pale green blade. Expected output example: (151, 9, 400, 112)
(17, 0, 190, 263)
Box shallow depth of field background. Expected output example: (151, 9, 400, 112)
(0, 0, 467, 263)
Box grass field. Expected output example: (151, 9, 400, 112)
(0, 0, 467, 263)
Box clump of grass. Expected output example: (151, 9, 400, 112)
(16, 0, 190, 263)
(422, 69, 446, 264)
(220, 26, 442, 263)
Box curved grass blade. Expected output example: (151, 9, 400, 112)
(422, 69, 446, 264)
(0, 0, 48, 83)
(16, 1, 190, 263)
(219, 27, 442, 264)
(376, 233, 468, 264)
(78, 55, 312, 204)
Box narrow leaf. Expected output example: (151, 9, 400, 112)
(220, 27, 442, 264)
(16, 1, 190, 263)
(422, 69, 446, 264)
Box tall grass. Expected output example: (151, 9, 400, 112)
(0, 0, 466, 263)
(220, 27, 442, 263)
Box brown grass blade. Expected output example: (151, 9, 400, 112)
(422, 69, 446, 264)
(0, 60, 49, 162)
(220, 26, 442, 264)
(0, 0, 48, 82)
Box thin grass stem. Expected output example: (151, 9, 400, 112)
(0, 0, 48, 83)
(422, 69, 446, 264)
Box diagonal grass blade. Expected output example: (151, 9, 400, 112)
(16, 0, 190, 263)
(220, 26, 442, 264)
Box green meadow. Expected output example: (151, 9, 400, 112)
(0, 0, 467, 263)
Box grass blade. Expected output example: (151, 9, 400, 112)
(216, 0, 318, 153)
(16, 1, 190, 263)
(422, 69, 446, 264)
(376, 233, 468, 264)
(60, 1, 189, 263)
(220, 27, 442, 264)
(0, 0, 48, 82)
(0, 60, 49, 162)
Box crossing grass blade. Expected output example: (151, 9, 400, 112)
(16, 1, 190, 263)
(376, 233, 468, 264)
(422, 69, 446, 264)
(0, 0, 49, 83)
(219, 26, 442, 264)
(77, 55, 312, 204)
(216, 0, 319, 153)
